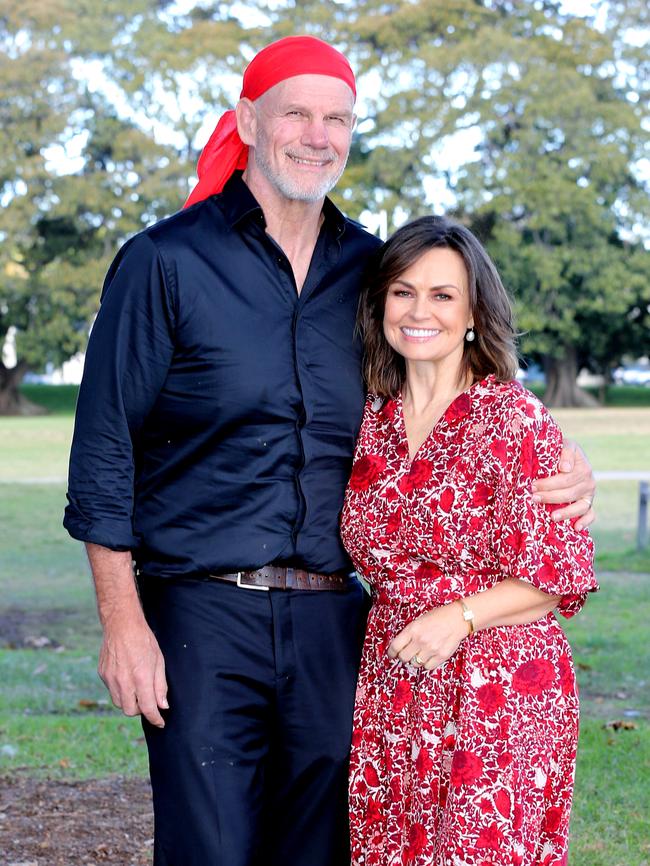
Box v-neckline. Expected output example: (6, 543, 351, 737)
(394, 377, 487, 463)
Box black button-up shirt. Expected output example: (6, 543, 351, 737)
(64, 173, 381, 577)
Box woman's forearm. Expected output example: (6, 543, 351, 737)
(463, 579, 560, 634)
(389, 579, 560, 669)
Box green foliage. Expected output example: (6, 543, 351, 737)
(332, 2, 650, 404)
(271, 2, 649, 406)
(597, 386, 650, 407)
(1, 0, 648, 410)
(19, 384, 79, 414)
(0, 6, 174, 412)
(443, 9, 649, 400)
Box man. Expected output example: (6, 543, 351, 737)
(64, 36, 595, 866)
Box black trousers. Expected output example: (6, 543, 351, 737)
(139, 575, 369, 866)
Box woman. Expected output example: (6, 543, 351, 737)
(340, 216, 597, 866)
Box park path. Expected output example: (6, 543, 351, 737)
(595, 470, 650, 480)
(4, 476, 68, 484)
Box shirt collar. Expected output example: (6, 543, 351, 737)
(321, 196, 347, 239)
(216, 171, 264, 228)
(216, 171, 347, 239)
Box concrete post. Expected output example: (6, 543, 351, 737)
(639, 481, 649, 551)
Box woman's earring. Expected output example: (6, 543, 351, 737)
(465, 328, 476, 343)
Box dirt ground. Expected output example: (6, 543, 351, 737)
(0, 608, 154, 865)
(0, 774, 153, 866)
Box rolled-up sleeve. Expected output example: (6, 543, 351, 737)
(64, 234, 176, 550)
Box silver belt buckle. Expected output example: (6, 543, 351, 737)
(236, 571, 269, 591)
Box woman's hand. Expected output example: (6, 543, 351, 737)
(388, 602, 468, 671)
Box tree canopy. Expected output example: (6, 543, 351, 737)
(1, 0, 648, 411)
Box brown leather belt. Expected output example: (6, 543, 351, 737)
(208, 565, 351, 592)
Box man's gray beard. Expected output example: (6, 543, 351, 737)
(252, 132, 348, 202)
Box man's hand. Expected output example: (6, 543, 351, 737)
(532, 439, 596, 530)
(85, 543, 169, 728)
(99, 613, 168, 728)
(387, 603, 467, 671)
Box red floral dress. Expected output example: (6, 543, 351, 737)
(340, 375, 597, 866)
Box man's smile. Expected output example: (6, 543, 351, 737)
(286, 152, 334, 167)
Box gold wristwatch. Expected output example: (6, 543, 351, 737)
(459, 599, 475, 635)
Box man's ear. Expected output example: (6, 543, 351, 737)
(236, 98, 257, 146)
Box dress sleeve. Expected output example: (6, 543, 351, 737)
(63, 233, 176, 551)
(490, 393, 597, 618)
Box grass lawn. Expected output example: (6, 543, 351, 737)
(572, 718, 650, 866)
(4, 397, 648, 570)
(562, 571, 650, 864)
(552, 406, 650, 472)
(551, 407, 650, 573)
(0, 416, 73, 480)
(0, 479, 147, 777)
(1, 390, 649, 862)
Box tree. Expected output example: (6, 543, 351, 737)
(280, 0, 649, 406)
(1, 2, 80, 412)
(0, 1, 192, 413)
(2, 0, 648, 410)
(2, 103, 189, 411)
(450, 14, 649, 404)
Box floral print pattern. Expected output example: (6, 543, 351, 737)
(341, 376, 597, 866)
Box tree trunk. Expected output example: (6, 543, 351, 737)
(542, 347, 600, 408)
(598, 366, 613, 405)
(0, 361, 47, 416)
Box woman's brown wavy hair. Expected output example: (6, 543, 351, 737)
(358, 215, 519, 398)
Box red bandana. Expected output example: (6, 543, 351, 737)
(183, 35, 356, 208)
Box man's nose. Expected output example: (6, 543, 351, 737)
(301, 117, 330, 149)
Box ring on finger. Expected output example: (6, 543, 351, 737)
(410, 654, 424, 666)
(579, 495, 594, 506)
